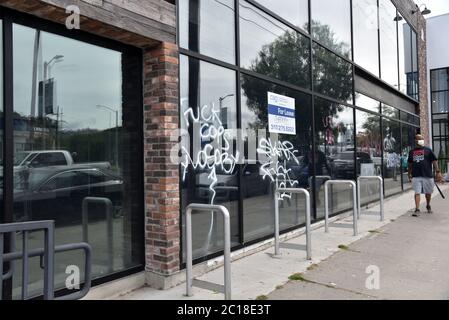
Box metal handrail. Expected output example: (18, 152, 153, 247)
(185, 204, 231, 300)
(82, 197, 114, 273)
(0, 221, 54, 300)
(324, 180, 358, 236)
(274, 188, 312, 260)
(357, 176, 384, 221)
(0, 220, 92, 300)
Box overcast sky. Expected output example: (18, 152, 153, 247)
(414, 0, 449, 18)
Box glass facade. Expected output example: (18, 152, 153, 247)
(353, 0, 379, 76)
(311, 0, 352, 59)
(178, 0, 422, 263)
(1, 17, 144, 298)
(431, 68, 449, 172)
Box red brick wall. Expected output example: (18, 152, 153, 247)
(143, 42, 181, 276)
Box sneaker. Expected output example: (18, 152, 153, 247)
(426, 205, 433, 214)
(412, 209, 421, 217)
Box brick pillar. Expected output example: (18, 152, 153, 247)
(143, 42, 181, 289)
(417, 14, 430, 145)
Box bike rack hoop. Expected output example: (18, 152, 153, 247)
(357, 176, 384, 221)
(274, 188, 312, 260)
(185, 204, 232, 300)
(324, 180, 358, 236)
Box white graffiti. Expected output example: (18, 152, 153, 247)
(181, 103, 300, 203)
(181, 103, 239, 204)
(257, 138, 300, 200)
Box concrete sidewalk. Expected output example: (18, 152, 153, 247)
(105, 184, 449, 300)
(269, 188, 449, 300)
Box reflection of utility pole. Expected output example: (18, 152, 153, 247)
(97, 105, 119, 169)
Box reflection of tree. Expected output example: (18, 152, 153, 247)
(311, 21, 351, 58)
(241, 22, 353, 143)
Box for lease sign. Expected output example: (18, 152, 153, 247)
(267, 92, 296, 135)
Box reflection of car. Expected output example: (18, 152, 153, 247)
(11, 166, 123, 225)
(330, 152, 373, 179)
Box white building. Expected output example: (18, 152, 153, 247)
(427, 13, 449, 169)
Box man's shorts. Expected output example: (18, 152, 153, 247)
(412, 177, 435, 195)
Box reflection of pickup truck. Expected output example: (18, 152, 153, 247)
(14, 150, 111, 170)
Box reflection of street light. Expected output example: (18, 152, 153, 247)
(96, 104, 119, 168)
(44, 55, 64, 80)
(219, 94, 235, 129)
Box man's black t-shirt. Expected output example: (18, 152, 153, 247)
(408, 147, 438, 178)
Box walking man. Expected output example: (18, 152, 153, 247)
(408, 134, 444, 217)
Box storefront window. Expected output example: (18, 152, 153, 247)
(12, 23, 143, 297)
(180, 55, 240, 261)
(239, 0, 310, 89)
(379, 0, 399, 88)
(179, 0, 235, 64)
(240, 74, 312, 241)
(356, 110, 382, 205)
(314, 98, 355, 218)
(353, 0, 379, 76)
(382, 103, 400, 119)
(311, 0, 352, 59)
(254, 0, 309, 32)
(398, 16, 418, 99)
(355, 92, 381, 114)
(402, 124, 418, 190)
(313, 43, 353, 103)
(382, 119, 402, 195)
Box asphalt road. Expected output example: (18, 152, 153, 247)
(268, 192, 449, 300)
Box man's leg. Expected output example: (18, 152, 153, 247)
(415, 194, 421, 211)
(426, 194, 433, 213)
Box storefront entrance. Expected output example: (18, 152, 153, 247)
(0, 9, 144, 299)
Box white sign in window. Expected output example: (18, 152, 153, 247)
(267, 92, 296, 135)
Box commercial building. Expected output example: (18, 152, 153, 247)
(427, 13, 449, 172)
(0, 0, 428, 299)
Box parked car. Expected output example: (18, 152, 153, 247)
(330, 151, 373, 179)
(13, 150, 111, 170)
(10, 165, 123, 225)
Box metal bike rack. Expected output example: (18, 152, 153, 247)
(0, 220, 92, 300)
(82, 197, 114, 272)
(357, 176, 384, 221)
(185, 204, 231, 300)
(274, 188, 312, 260)
(324, 180, 358, 236)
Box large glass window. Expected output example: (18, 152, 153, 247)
(314, 98, 355, 218)
(180, 55, 240, 261)
(352, 0, 379, 76)
(356, 110, 382, 205)
(355, 92, 381, 114)
(402, 124, 418, 190)
(398, 16, 418, 99)
(382, 119, 402, 195)
(379, 0, 399, 88)
(240, 74, 312, 241)
(12, 23, 143, 297)
(398, 15, 410, 94)
(311, 0, 352, 59)
(179, 0, 235, 64)
(313, 43, 353, 103)
(254, 0, 309, 32)
(410, 30, 419, 100)
(239, 0, 310, 88)
(431, 68, 449, 170)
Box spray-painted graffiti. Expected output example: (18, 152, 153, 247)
(181, 103, 239, 204)
(257, 138, 300, 200)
